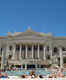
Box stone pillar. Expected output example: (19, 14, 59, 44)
(26, 45, 27, 59)
(1, 48, 4, 69)
(32, 45, 33, 58)
(21, 65, 23, 69)
(6, 44, 9, 57)
(12, 44, 16, 60)
(37, 44, 39, 59)
(19, 44, 22, 60)
(25, 64, 27, 70)
(49, 46, 52, 59)
(0, 48, 1, 54)
(59, 47, 63, 68)
(1, 48, 6, 70)
(43, 46, 46, 60)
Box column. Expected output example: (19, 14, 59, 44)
(43, 46, 46, 60)
(32, 45, 33, 58)
(21, 65, 23, 69)
(1, 48, 4, 69)
(12, 44, 16, 60)
(37, 44, 39, 59)
(1, 48, 6, 70)
(49, 45, 52, 59)
(25, 64, 27, 70)
(59, 47, 63, 68)
(26, 45, 27, 59)
(19, 44, 22, 60)
(6, 44, 9, 57)
(0, 48, 1, 55)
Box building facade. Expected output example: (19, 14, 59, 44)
(0, 27, 66, 69)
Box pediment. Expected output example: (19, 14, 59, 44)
(14, 28, 51, 37)
(7, 27, 52, 40)
(13, 28, 42, 37)
(13, 32, 45, 40)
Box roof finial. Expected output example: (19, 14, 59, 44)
(7, 30, 11, 36)
(28, 26, 32, 30)
(25, 26, 33, 32)
(7, 32, 11, 36)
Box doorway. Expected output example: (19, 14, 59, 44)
(27, 64, 35, 70)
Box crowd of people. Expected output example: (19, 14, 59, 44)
(0, 67, 65, 79)
(20, 68, 64, 78)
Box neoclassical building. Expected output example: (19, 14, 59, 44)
(0, 27, 66, 69)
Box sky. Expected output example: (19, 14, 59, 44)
(0, 0, 66, 36)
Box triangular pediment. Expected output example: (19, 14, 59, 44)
(7, 27, 52, 40)
(12, 27, 52, 37)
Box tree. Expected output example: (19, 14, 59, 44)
(63, 57, 66, 63)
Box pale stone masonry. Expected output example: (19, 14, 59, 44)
(0, 27, 66, 69)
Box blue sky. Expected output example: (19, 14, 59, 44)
(0, 0, 66, 36)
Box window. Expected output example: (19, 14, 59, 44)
(1, 48, 2, 52)
(54, 47, 58, 53)
(9, 46, 12, 51)
(0, 48, 2, 55)
(47, 55, 50, 59)
(62, 47, 66, 51)
(8, 55, 12, 59)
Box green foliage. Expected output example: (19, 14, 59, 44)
(63, 57, 66, 63)
(22, 56, 24, 59)
(48, 64, 52, 67)
(47, 55, 50, 60)
(37, 64, 39, 68)
(22, 64, 25, 68)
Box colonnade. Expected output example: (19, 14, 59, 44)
(0, 44, 64, 69)
(10, 44, 53, 61)
(11, 44, 63, 68)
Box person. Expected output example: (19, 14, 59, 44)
(0, 73, 2, 78)
(21, 75, 26, 78)
(4, 73, 8, 78)
(56, 69, 64, 78)
(31, 75, 35, 78)
(49, 72, 55, 78)
(39, 75, 43, 78)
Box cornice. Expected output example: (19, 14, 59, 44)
(54, 37, 66, 40)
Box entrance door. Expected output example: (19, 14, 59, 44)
(27, 64, 35, 70)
